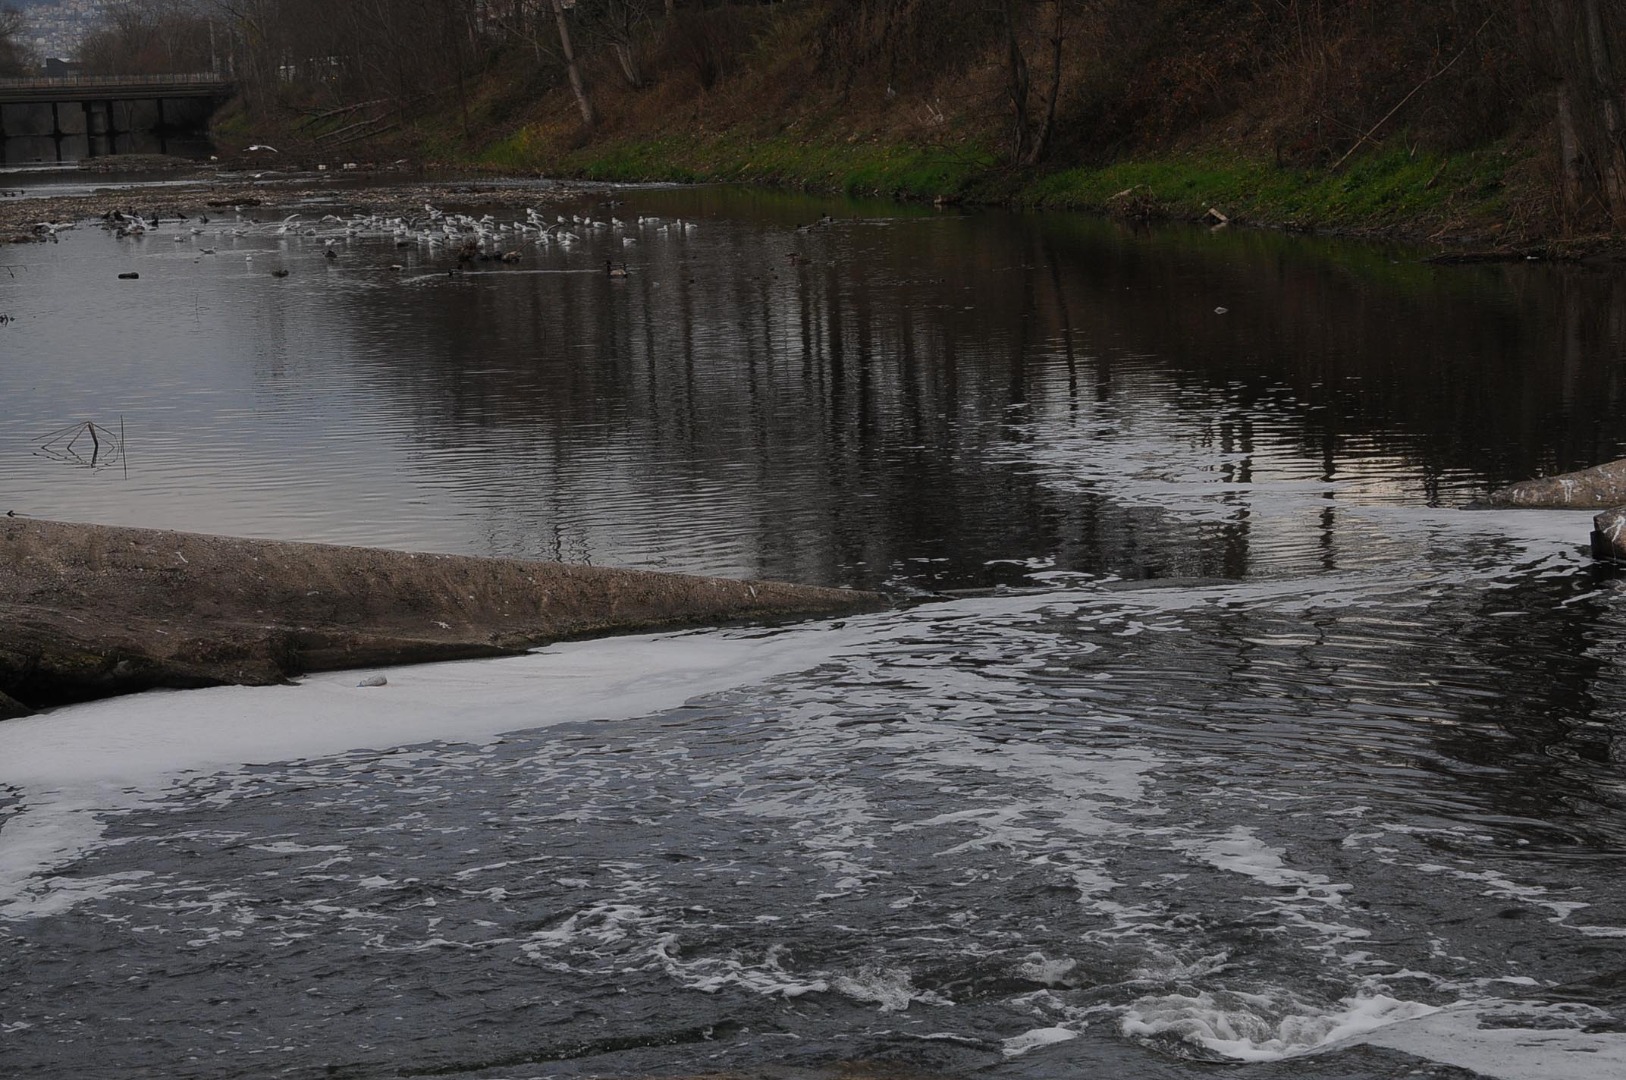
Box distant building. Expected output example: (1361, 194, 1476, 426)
(18, 0, 117, 63)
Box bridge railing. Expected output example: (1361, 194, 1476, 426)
(0, 73, 232, 89)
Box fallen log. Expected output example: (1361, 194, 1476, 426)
(0, 519, 889, 713)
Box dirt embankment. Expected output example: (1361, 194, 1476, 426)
(0, 518, 889, 717)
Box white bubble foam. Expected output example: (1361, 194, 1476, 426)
(1179, 825, 1350, 905)
(1358, 1002, 1626, 1080)
(830, 965, 949, 1013)
(1002, 1025, 1081, 1056)
(1121, 989, 1439, 1062)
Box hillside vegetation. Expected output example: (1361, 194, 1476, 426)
(66, 1, 1626, 249)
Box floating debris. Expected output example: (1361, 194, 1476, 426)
(118, 272, 139, 280)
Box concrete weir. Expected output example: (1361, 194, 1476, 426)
(1483, 458, 1626, 509)
(0, 519, 889, 716)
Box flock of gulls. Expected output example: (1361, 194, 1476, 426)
(95, 201, 708, 279)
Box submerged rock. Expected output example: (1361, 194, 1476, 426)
(1484, 458, 1626, 509)
(0, 519, 889, 713)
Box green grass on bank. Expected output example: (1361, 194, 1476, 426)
(298, 109, 1509, 243)
(471, 124, 1517, 240)
(1018, 143, 1513, 233)
(477, 127, 998, 200)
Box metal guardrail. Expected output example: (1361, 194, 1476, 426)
(0, 73, 231, 90)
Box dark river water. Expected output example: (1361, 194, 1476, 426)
(3, 177, 1626, 1079)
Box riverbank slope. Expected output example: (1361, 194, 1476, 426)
(0, 519, 888, 716)
(188, 1, 1619, 256)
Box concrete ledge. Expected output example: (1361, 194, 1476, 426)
(1484, 458, 1626, 509)
(1593, 508, 1626, 561)
(0, 519, 890, 712)
(0, 688, 31, 720)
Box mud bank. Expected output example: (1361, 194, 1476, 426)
(0, 167, 591, 244)
(0, 519, 888, 714)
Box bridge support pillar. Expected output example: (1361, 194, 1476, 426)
(54, 100, 85, 136)
(83, 100, 110, 137)
(0, 102, 54, 137)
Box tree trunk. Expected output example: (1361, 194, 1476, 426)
(1557, 85, 1586, 229)
(1580, 0, 1626, 223)
(1024, 0, 1065, 166)
(1546, 0, 1626, 231)
(552, 0, 596, 129)
(614, 41, 643, 89)
(1004, 0, 1032, 164)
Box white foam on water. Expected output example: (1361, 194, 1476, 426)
(1017, 954, 1079, 986)
(652, 939, 829, 1000)
(0, 615, 909, 918)
(1120, 988, 1439, 1062)
(1356, 844, 1626, 940)
(3, 532, 1617, 1079)
(830, 965, 950, 1013)
(249, 841, 348, 855)
(1357, 1001, 1626, 1080)
(1001, 1025, 1082, 1057)
(520, 901, 657, 951)
(1178, 825, 1350, 907)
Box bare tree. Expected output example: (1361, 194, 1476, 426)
(0, 5, 36, 77)
(79, 0, 218, 75)
(1542, 0, 1626, 230)
(552, 0, 597, 127)
(1001, 0, 1069, 166)
(583, 0, 657, 89)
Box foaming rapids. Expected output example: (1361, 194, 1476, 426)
(4, 519, 1626, 1077)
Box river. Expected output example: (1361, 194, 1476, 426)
(2, 174, 1626, 1079)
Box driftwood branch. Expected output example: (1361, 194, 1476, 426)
(334, 122, 399, 148)
(295, 98, 388, 130)
(315, 114, 391, 143)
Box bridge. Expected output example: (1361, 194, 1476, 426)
(0, 74, 234, 144)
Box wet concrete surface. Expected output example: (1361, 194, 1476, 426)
(0, 518, 888, 712)
(1485, 457, 1626, 509)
